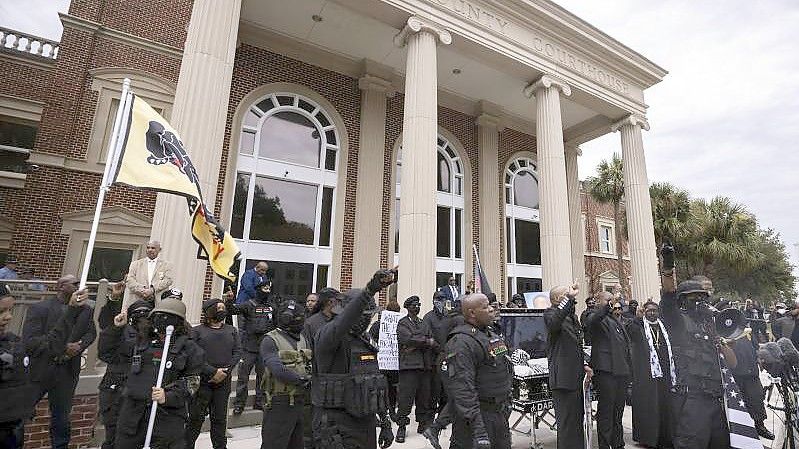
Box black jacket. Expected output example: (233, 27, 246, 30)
(22, 299, 96, 383)
(544, 298, 585, 390)
(397, 315, 434, 370)
(582, 304, 631, 376)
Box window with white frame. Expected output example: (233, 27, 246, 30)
(394, 136, 465, 289)
(597, 219, 615, 254)
(504, 157, 542, 295)
(230, 92, 339, 299)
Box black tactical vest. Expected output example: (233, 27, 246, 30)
(312, 333, 388, 417)
(674, 314, 723, 397)
(248, 300, 275, 335)
(0, 333, 35, 422)
(123, 335, 193, 400)
(450, 324, 513, 401)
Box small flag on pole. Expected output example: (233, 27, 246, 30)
(472, 244, 493, 295)
(111, 93, 240, 282)
(721, 355, 763, 449)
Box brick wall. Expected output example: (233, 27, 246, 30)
(25, 394, 98, 449)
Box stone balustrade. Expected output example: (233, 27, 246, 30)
(0, 26, 59, 59)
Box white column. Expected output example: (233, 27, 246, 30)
(352, 67, 393, 287)
(476, 104, 503, 297)
(150, 0, 241, 322)
(565, 145, 588, 310)
(524, 75, 573, 291)
(393, 17, 451, 304)
(612, 114, 660, 301)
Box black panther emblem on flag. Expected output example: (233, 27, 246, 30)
(145, 120, 200, 191)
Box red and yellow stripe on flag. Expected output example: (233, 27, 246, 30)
(191, 204, 241, 282)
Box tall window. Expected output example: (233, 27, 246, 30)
(395, 136, 465, 290)
(505, 157, 542, 296)
(230, 93, 339, 295)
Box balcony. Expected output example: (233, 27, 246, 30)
(0, 27, 59, 59)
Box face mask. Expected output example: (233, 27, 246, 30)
(206, 308, 227, 322)
(151, 313, 183, 337)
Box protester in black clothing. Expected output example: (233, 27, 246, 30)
(626, 301, 675, 449)
(622, 299, 639, 322)
(302, 287, 341, 346)
(369, 298, 402, 422)
(583, 290, 631, 449)
(395, 295, 436, 441)
(260, 298, 311, 449)
(422, 291, 450, 416)
(730, 336, 773, 439)
(98, 281, 126, 331)
(545, 284, 590, 449)
(97, 299, 153, 449)
(444, 293, 512, 449)
(186, 299, 241, 449)
(110, 298, 204, 449)
(305, 293, 318, 317)
(23, 274, 96, 449)
(0, 284, 36, 449)
(227, 280, 277, 414)
(311, 269, 395, 449)
(659, 244, 738, 449)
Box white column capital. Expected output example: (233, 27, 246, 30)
(565, 145, 583, 157)
(394, 16, 452, 47)
(475, 113, 503, 131)
(358, 74, 395, 97)
(524, 74, 571, 98)
(611, 114, 650, 132)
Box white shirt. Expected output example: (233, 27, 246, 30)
(147, 257, 158, 286)
(450, 285, 458, 298)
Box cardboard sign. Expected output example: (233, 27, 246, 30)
(377, 310, 406, 370)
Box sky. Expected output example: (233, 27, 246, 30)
(2, 0, 798, 283)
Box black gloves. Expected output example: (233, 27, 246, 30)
(661, 242, 675, 270)
(378, 416, 394, 448)
(365, 269, 398, 296)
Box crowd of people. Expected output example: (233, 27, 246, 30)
(0, 240, 794, 449)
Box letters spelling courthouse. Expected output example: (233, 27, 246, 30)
(1, 0, 669, 324)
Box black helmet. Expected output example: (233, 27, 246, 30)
(676, 280, 708, 298)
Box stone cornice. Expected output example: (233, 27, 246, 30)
(394, 16, 453, 47)
(523, 74, 571, 98)
(59, 13, 183, 60)
(0, 50, 56, 70)
(358, 74, 395, 97)
(611, 114, 650, 132)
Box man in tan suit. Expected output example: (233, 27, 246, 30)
(123, 240, 174, 309)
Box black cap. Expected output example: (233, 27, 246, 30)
(127, 299, 153, 316)
(161, 288, 183, 301)
(202, 298, 223, 312)
(404, 296, 421, 308)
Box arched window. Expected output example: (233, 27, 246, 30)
(230, 92, 339, 298)
(395, 136, 465, 289)
(505, 157, 542, 297)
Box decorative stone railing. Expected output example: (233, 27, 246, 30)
(0, 27, 59, 59)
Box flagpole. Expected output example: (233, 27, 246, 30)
(473, 244, 481, 293)
(78, 79, 132, 291)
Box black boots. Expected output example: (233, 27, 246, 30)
(422, 425, 442, 449)
(395, 425, 406, 443)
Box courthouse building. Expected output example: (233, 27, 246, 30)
(0, 0, 666, 321)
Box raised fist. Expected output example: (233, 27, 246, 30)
(366, 268, 398, 296)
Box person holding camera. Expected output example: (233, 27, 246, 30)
(659, 244, 737, 449)
(0, 284, 36, 449)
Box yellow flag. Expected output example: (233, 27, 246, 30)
(113, 94, 202, 201)
(191, 204, 241, 282)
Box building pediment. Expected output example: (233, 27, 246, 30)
(60, 206, 152, 236)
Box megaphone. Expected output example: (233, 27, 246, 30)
(715, 308, 748, 341)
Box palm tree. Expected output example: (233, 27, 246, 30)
(687, 196, 762, 277)
(649, 182, 692, 252)
(586, 153, 627, 297)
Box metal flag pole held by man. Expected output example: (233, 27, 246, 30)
(142, 324, 175, 449)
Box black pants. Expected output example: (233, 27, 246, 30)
(430, 369, 448, 415)
(31, 372, 79, 449)
(303, 391, 315, 449)
(115, 398, 186, 449)
(235, 351, 264, 407)
(99, 379, 124, 449)
(451, 404, 511, 449)
(432, 400, 454, 430)
(186, 380, 232, 449)
(672, 392, 729, 449)
(594, 372, 627, 449)
(262, 395, 304, 449)
(552, 388, 585, 449)
(397, 369, 432, 426)
(737, 374, 767, 423)
(0, 420, 24, 449)
(381, 370, 399, 416)
(313, 408, 376, 449)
